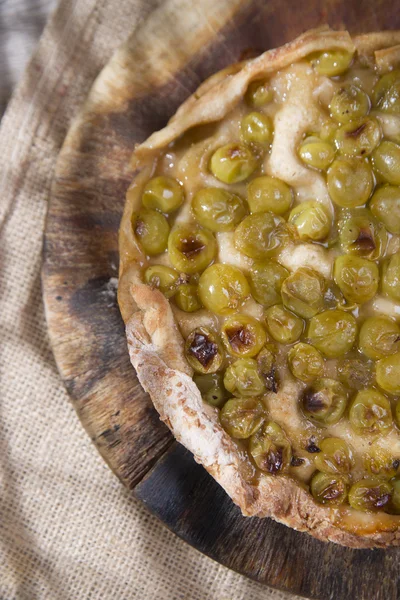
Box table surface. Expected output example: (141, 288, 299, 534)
(0, 0, 56, 115)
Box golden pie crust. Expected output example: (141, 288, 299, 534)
(118, 27, 400, 548)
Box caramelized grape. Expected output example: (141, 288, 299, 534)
(249, 422, 292, 473)
(287, 343, 324, 383)
(359, 317, 400, 360)
(334, 255, 379, 304)
(330, 84, 370, 123)
(223, 358, 265, 397)
(144, 265, 178, 298)
(314, 438, 354, 474)
(234, 212, 288, 259)
(265, 304, 304, 344)
(185, 327, 224, 374)
(348, 478, 392, 512)
(349, 389, 392, 434)
(168, 225, 216, 274)
(209, 143, 258, 183)
(301, 378, 348, 426)
(192, 187, 247, 232)
(220, 397, 265, 439)
(132, 208, 169, 256)
(311, 472, 347, 505)
(221, 314, 266, 358)
(198, 264, 250, 315)
(289, 201, 331, 242)
(281, 267, 326, 319)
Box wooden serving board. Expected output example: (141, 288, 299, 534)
(42, 1, 400, 598)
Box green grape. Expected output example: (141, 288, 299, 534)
(142, 176, 184, 213)
(174, 283, 201, 312)
(198, 264, 250, 315)
(241, 112, 273, 145)
(220, 397, 265, 439)
(311, 49, 353, 77)
(245, 79, 273, 106)
(371, 141, 400, 185)
(364, 445, 399, 479)
(221, 314, 266, 358)
(382, 253, 400, 302)
(373, 70, 400, 114)
(307, 309, 357, 358)
(193, 373, 227, 407)
(287, 342, 324, 383)
(349, 389, 392, 434)
(310, 471, 348, 505)
(301, 378, 348, 425)
(185, 327, 224, 374)
(359, 317, 400, 360)
(143, 265, 178, 298)
(370, 185, 400, 234)
(191, 187, 247, 232)
(334, 255, 379, 304)
(223, 358, 265, 397)
(131, 208, 170, 256)
(338, 209, 387, 260)
(376, 352, 400, 394)
(327, 157, 374, 208)
(389, 478, 400, 514)
(249, 422, 292, 473)
(281, 267, 326, 319)
(334, 118, 381, 158)
(348, 478, 392, 512)
(247, 176, 293, 215)
(314, 438, 354, 474)
(337, 356, 374, 389)
(298, 136, 335, 170)
(329, 84, 370, 123)
(288, 201, 331, 241)
(257, 347, 279, 392)
(234, 212, 289, 259)
(209, 143, 258, 183)
(248, 260, 289, 307)
(168, 225, 216, 274)
(265, 304, 303, 344)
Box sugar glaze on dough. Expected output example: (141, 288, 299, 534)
(119, 27, 400, 548)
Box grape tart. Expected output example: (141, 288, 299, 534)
(118, 27, 400, 548)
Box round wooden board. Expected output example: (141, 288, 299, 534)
(42, 1, 400, 598)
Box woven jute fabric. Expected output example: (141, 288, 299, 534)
(0, 2, 300, 598)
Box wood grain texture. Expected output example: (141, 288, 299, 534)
(42, 0, 400, 595)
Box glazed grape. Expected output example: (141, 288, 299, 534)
(168, 224, 216, 274)
(287, 342, 324, 383)
(257, 347, 278, 392)
(234, 212, 288, 259)
(194, 373, 227, 407)
(334, 118, 381, 158)
(376, 352, 400, 394)
(381, 253, 400, 302)
(338, 209, 387, 260)
(311, 472, 347, 505)
(370, 185, 400, 234)
(281, 267, 326, 319)
(349, 389, 392, 434)
(371, 141, 400, 185)
(327, 157, 374, 208)
(329, 84, 370, 123)
(337, 356, 374, 389)
(245, 79, 273, 106)
(298, 136, 335, 170)
(249, 422, 292, 474)
(220, 397, 265, 439)
(364, 446, 399, 479)
(289, 201, 331, 241)
(192, 187, 247, 232)
(247, 176, 293, 215)
(131, 208, 169, 256)
(311, 49, 353, 77)
(265, 304, 304, 344)
(333, 255, 379, 304)
(221, 314, 266, 358)
(185, 327, 224, 374)
(373, 70, 400, 115)
(307, 309, 357, 358)
(241, 112, 273, 145)
(142, 176, 184, 213)
(348, 478, 392, 512)
(144, 265, 178, 298)
(198, 264, 250, 315)
(174, 283, 202, 312)
(359, 317, 400, 360)
(314, 438, 354, 475)
(209, 143, 258, 183)
(248, 260, 289, 307)
(224, 358, 265, 397)
(301, 378, 348, 426)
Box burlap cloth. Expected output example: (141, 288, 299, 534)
(0, 2, 302, 598)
